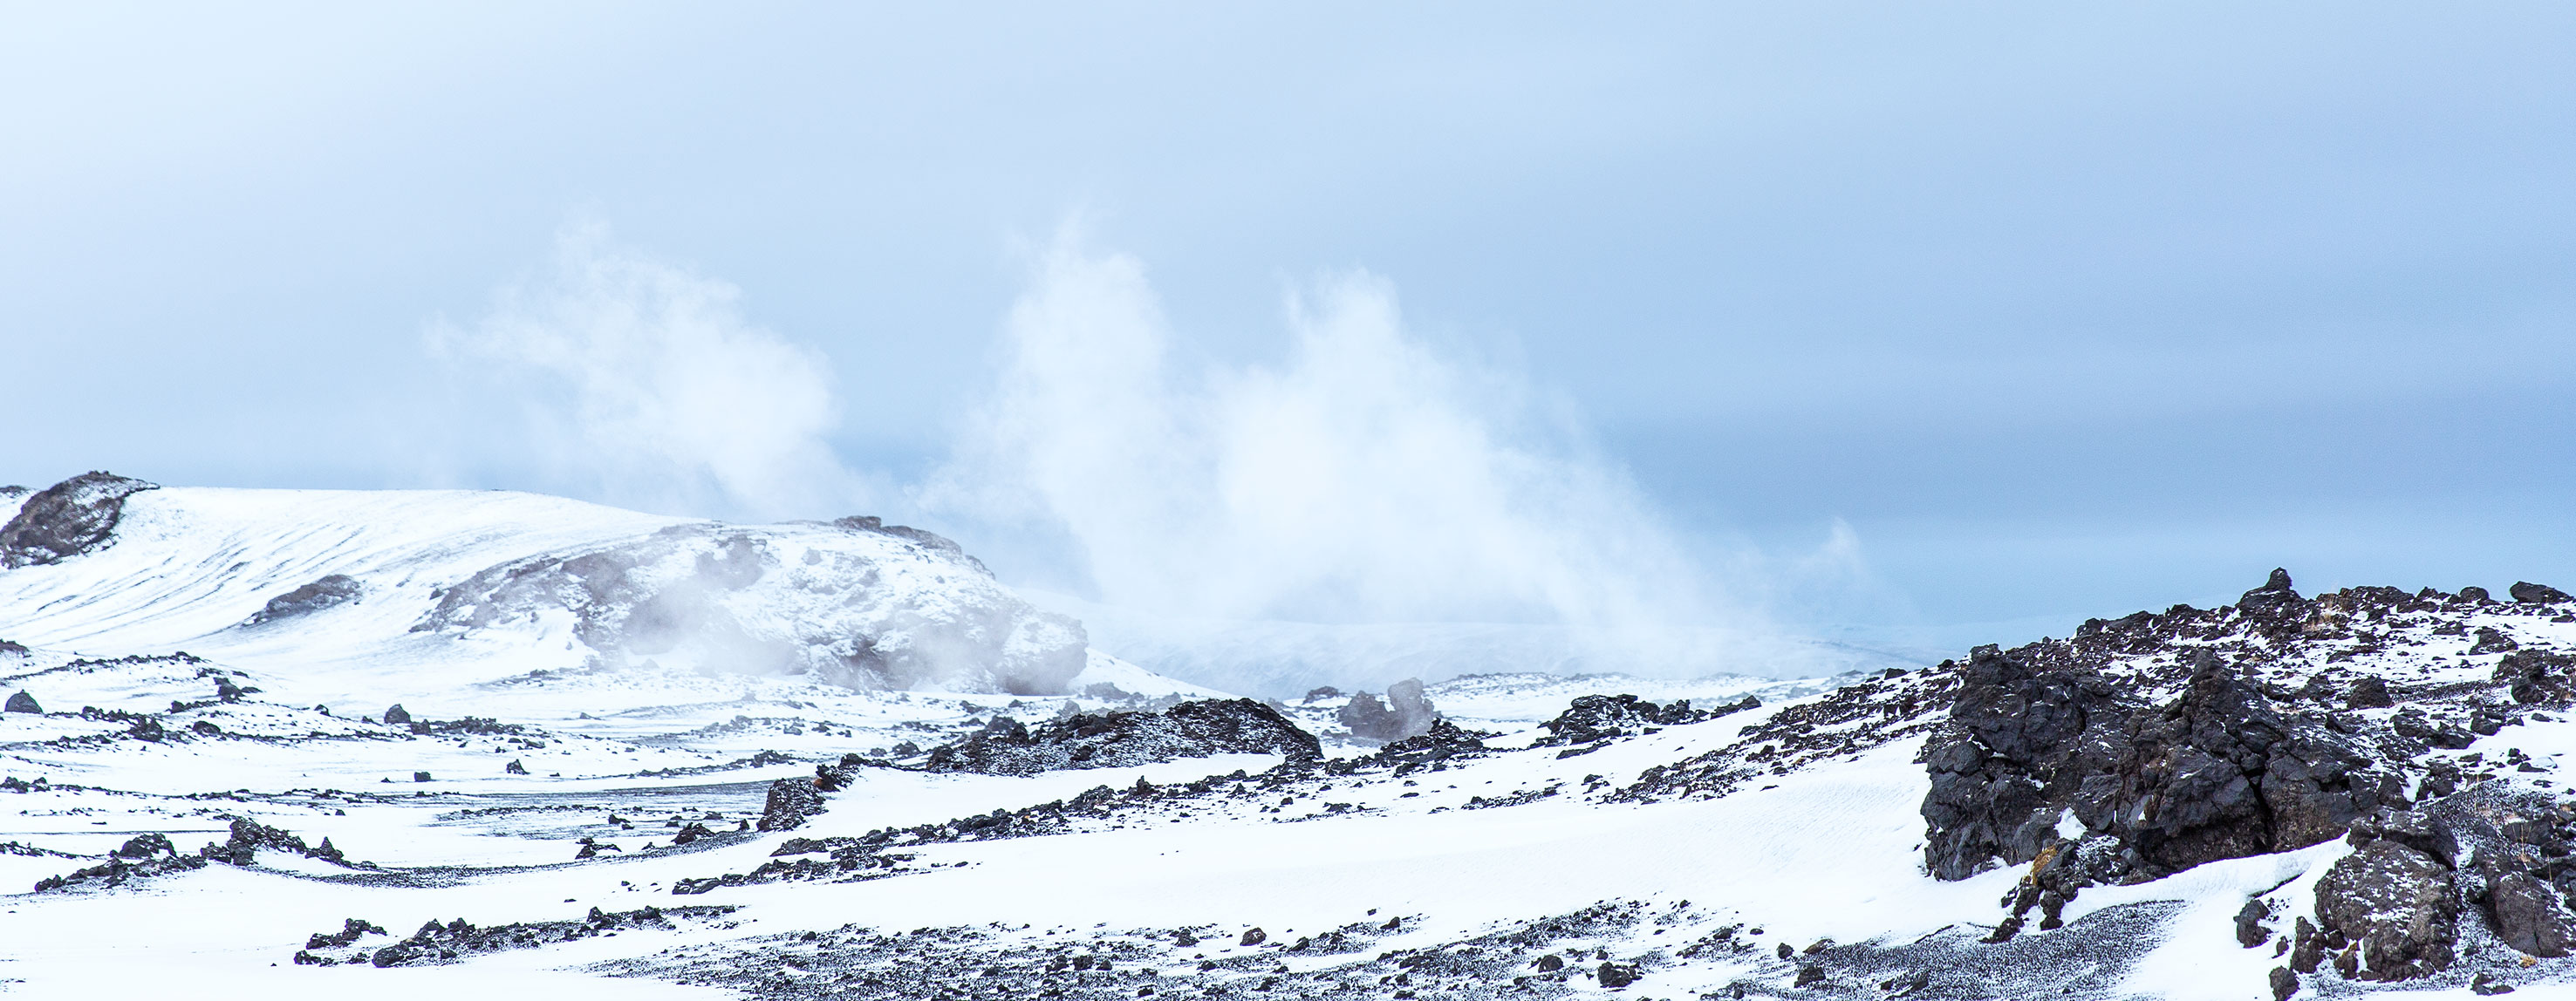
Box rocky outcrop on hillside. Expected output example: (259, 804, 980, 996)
(0, 472, 158, 569)
(1919, 569, 2576, 988)
(921, 698, 1322, 776)
(248, 575, 364, 624)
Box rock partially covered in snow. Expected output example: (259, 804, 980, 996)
(1534, 692, 1757, 747)
(1338, 678, 1438, 742)
(2313, 838, 2457, 979)
(923, 698, 1321, 776)
(0, 472, 157, 568)
(248, 574, 362, 624)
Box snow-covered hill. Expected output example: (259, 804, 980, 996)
(0, 473, 1088, 712)
(8, 472, 2576, 1000)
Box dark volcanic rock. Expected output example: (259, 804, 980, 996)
(248, 574, 363, 624)
(2313, 839, 2457, 979)
(1920, 644, 2134, 880)
(1338, 678, 1438, 742)
(757, 777, 829, 831)
(3, 691, 38, 714)
(1536, 693, 1758, 747)
(2486, 873, 2576, 957)
(382, 704, 411, 725)
(2511, 582, 2573, 605)
(0, 472, 158, 568)
(2074, 652, 2388, 875)
(923, 698, 1321, 777)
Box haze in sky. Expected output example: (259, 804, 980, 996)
(3, 3, 2570, 665)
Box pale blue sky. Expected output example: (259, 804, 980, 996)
(3, 3, 2570, 649)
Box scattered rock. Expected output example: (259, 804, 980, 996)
(2347, 677, 2393, 710)
(383, 704, 411, 725)
(1598, 961, 1639, 988)
(3, 691, 39, 714)
(2270, 964, 2299, 1000)
(1239, 928, 1266, 947)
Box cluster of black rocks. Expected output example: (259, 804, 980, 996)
(1914, 569, 2576, 995)
(1536, 693, 1762, 754)
(919, 698, 1322, 777)
(33, 818, 362, 893)
(1336, 678, 1441, 742)
(295, 904, 735, 967)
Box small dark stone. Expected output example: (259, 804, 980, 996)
(412, 772, 432, 782)
(2346, 677, 2393, 710)
(383, 705, 411, 725)
(1792, 965, 1826, 988)
(1597, 962, 1639, 988)
(3, 691, 39, 714)
(2270, 965, 2299, 1001)
(1239, 927, 1266, 947)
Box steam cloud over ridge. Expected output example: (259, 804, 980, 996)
(931, 236, 1790, 678)
(435, 229, 1859, 688)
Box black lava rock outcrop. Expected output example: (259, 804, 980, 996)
(248, 574, 363, 624)
(1339, 678, 1439, 742)
(4, 691, 39, 714)
(922, 698, 1322, 777)
(0, 472, 158, 568)
(1925, 570, 2440, 882)
(1536, 693, 1759, 748)
(757, 776, 830, 831)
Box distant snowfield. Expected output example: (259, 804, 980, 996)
(3, 482, 2554, 999)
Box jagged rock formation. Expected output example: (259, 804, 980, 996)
(248, 574, 363, 624)
(1339, 678, 1439, 742)
(923, 698, 1322, 776)
(1923, 569, 2576, 986)
(0, 472, 158, 568)
(1535, 693, 1759, 748)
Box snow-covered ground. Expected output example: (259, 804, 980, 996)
(3, 479, 2573, 999)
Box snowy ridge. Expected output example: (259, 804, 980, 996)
(8, 480, 2576, 998)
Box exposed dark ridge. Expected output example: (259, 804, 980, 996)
(0, 472, 159, 568)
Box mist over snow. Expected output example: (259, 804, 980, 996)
(922, 235, 1890, 689)
(427, 225, 869, 522)
(420, 228, 1896, 695)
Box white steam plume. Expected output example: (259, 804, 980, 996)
(429, 225, 859, 518)
(936, 235, 1787, 678)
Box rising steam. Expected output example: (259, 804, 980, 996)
(933, 235, 1785, 677)
(427, 225, 860, 519)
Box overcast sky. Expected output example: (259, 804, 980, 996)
(3, 3, 2570, 652)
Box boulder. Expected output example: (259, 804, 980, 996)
(2511, 582, 2573, 605)
(2313, 839, 2458, 979)
(3, 691, 39, 714)
(2486, 873, 2576, 957)
(248, 575, 364, 624)
(757, 777, 828, 831)
(0, 472, 158, 568)
(1338, 678, 1438, 742)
